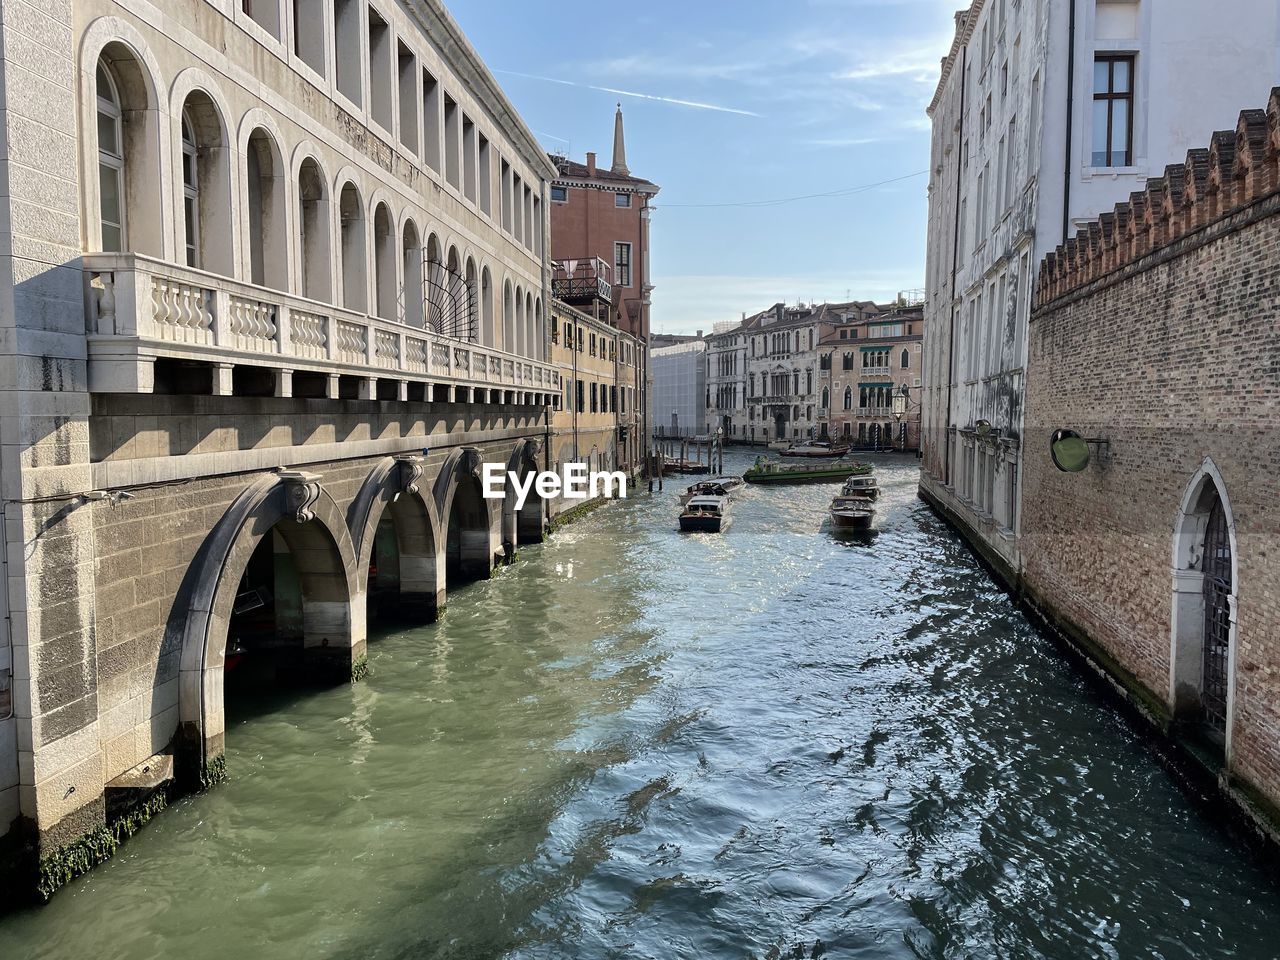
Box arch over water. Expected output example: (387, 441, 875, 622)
(172, 473, 364, 784)
(434, 447, 499, 586)
(349, 456, 445, 622)
(501, 438, 546, 549)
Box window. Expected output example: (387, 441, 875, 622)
(615, 242, 632, 287)
(398, 42, 418, 152)
(423, 70, 442, 171)
(842, 352, 853, 371)
(443, 94, 460, 188)
(551, 185, 568, 202)
(181, 112, 199, 266)
(96, 63, 125, 252)
(294, 0, 325, 74)
(901, 348, 910, 369)
(1093, 55, 1134, 167)
(478, 136, 492, 215)
(334, 0, 361, 104)
(368, 7, 393, 131)
(615, 192, 631, 208)
(242, 0, 281, 37)
(843, 387, 852, 411)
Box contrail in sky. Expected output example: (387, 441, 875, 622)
(496, 70, 762, 118)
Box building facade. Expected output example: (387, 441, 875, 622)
(1019, 93, 1280, 836)
(548, 107, 658, 455)
(818, 304, 924, 449)
(920, 0, 1280, 580)
(650, 339, 707, 437)
(704, 321, 748, 441)
(548, 299, 643, 492)
(0, 0, 562, 896)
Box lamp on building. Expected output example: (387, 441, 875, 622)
(1049, 429, 1110, 473)
(975, 419, 992, 438)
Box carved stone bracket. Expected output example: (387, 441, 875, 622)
(458, 446, 484, 482)
(394, 455, 424, 496)
(278, 470, 322, 524)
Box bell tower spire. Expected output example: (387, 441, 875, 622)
(611, 102, 630, 176)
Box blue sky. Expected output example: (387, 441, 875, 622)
(450, 0, 966, 335)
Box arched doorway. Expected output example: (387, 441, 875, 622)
(174, 473, 364, 786)
(1170, 462, 1238, 752)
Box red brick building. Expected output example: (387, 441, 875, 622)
(549, 106, 659, 463)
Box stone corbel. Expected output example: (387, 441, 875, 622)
(278, 470, 322, 524)
(458, 446, 484, 482)
(394, 455, 424, 496)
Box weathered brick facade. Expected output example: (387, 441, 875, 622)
(1023, 88, 1280, 828)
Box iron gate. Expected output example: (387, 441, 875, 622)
(1201, 497, 1232, 733)
(421, 254, 476, 342)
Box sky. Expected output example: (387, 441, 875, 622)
(449, 0, 968, 335)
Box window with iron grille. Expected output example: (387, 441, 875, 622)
(1201, 496, 1233, 734)
(1093, 55, 1134, 167)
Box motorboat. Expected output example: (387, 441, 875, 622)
(679, 495, 731, 533)
(744, 456, 873, 485)
(840, 474, 880, 500)
(828, 494, 876, 531)
(680, 476, 745, 504)
(781, 441, 850, 459)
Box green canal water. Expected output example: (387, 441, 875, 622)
(5, 452, 1280, 958)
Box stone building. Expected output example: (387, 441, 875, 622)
(704, 320, 748, 441)
(0, 0, 562, 896)
(548, 298, 643, 490)
(920, 0, 1280, 579)
(817, 303, 924, 450)
(1016, 91, 1280, 837)
(549, 107, 658, 452)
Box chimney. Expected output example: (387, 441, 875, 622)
(696, 329, 703, 339)
(774, 303, 784, 324)
(586, 152, 597, 177)
(611, 103, 630, 176)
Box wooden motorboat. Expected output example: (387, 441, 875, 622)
(744, 456, 872, 485)
(828, 494, 876, 531)
(781, 441, 851, 459)
(680, 476, 745, 504)
(679, 495, 731, 533)
(840, 474, 880, 500)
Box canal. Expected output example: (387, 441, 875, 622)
(5, 452, 1280, 958)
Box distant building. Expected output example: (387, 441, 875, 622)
(651, 339, 707, 438)
(818, 303, 924, 449)
(549, 107, 659, 450)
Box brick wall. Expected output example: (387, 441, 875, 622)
(1024, 90, 1280, 813)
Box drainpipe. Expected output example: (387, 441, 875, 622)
(945, 44, 968, 487)
(1063, 0, 1077, 244)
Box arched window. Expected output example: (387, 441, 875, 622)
(843, 386, 852, 410)
(339, 182, 366, 312)
(180, 112, 199, 265)
(372, 203, 396, 321)
(901, 348, 910, 369)
(525, 291, 535, 359)
(821, 386, 829, 409)
(1201, 493, 1233, 733)
(502, 280, 515, 352)
(246, 128, 287, 289)
(481, 267, 494, 346)
(96, 62, 126, 252)
(298, 158, 331, 302)
(402, 220, 424, 327)
(515, 286, 526, 357)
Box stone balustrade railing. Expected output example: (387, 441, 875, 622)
(83, 252, 557, 400)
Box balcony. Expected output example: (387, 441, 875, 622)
(83, 254, 558, 402)
(551, 257, 612, 306)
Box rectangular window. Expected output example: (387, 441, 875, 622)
(591, 382, 598, 413)
(576, 379, 584, 413)
(334, 0, 362, 104)
(1092, 54, 1134, 167)
(242, 0, 282, 38)
(551, 185, 567, 202)
(462, 115, 477, 202)
(397, 42, 418, 152)
(615, 192, 631, 208)
(478, 135, 491, 215)
(422, 70, 442, 171)
(367, 7, 393, 131)
(615, 241, 632, 287)
(533, 197, 542, 256)
(500, 159, 511, 231)
(512, 174, 523, 239)
(443, 93, 460, 189)
(293, 0, 325, 74)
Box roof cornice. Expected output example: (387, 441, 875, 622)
(927, 1, 983, 118)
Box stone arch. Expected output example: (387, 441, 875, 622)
(515, 284, 527, 357)
(501, 438, 546, 549)
(434, 447, 499, 585)
(292, 147, 333, 302)
(401, 215, 425, 327)
(171, 70, 236, 276)
(348, 456, 445, 622)
(502, 278, 515, 353)
(480, 265, 495, 347)
(372, 200, 397, 321)
(464, 256, 478, 343)
(425, 232, 444, 332)
(81, 20, 170, 258)
(173, 472, 364, 785)
(1170, 458, 1241, 754)
(337, 177, 367, 312)
(525, 290, 536, 361)
(239, 112, 290, 290)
